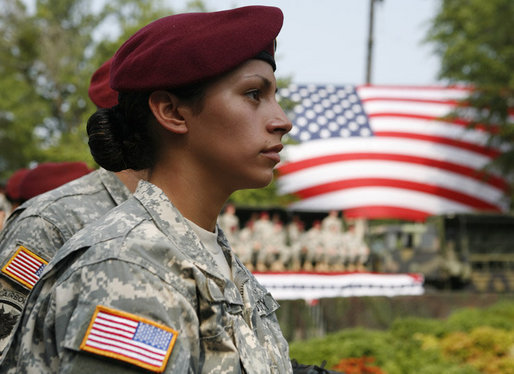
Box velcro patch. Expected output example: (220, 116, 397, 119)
(1, 245, 48, 289)
(80, 305, 178, 373)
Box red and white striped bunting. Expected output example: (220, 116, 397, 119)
(254, 271, 424, 300)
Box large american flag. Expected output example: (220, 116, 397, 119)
(276, 84, 510, 221)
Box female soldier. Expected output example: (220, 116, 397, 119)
(1, 6, 293, 374)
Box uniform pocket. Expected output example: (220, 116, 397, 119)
(255, 293, 280, 317)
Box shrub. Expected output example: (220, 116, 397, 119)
(289, 300, 514, 374)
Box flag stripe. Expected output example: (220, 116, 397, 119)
(96, 313, 138, 332)
(281, 137, 493, 169)
(294, 178, 501, 211)
(8, 256, 40, 277)
(278, 160, 506, 207)
(278, 153, 507, 192)
(91, 322, 135, 339)
(369, 116, 500, 144)
(356, 85, 472, 100)
(4, 265, 38, 285)
(374, 131, 499, 158)
(362, 100, 462, 119)
(363, 97, 464, 105)
(88, 331, 167, 360)
(357, 85, 514, 122)
(15, 251, 42, 269)
(287, 187, 476, 215)
(98, 311, 139, 328)
(84, 339, 163, 368)
(368, 111, 510, 130)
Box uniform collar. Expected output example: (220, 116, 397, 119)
(133, 180, 231, 282)
(97, 168, 131, 206)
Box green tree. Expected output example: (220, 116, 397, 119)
(0, 1, 46, 175)
(426, 0, 514, 187)
(0, 0, 181, 180)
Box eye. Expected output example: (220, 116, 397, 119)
(245, 89, 261, 101)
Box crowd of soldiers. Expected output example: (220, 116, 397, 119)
(218, 205, 370, 273)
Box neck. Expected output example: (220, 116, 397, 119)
(115, 169, 149, 193)
(149, 167, 229, 233)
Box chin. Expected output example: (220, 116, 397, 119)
(238, 174, 274, 190)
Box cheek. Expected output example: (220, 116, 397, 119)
(198, 102, 260, 150)
(215, 118, 257, 146)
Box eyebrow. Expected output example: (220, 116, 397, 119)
(244, 74, 273, 91)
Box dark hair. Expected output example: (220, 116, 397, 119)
(87, 81, 209, 172)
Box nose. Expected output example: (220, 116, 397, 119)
(267, 102, 292, 136)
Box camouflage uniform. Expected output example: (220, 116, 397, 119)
(1, 181, 292, 373)
(0, 168, 130, 356)
(235, 222, 257, 269)
(218, 205, 240, 244)
(321, 211, 342, 234)
(321, 226, 344, 271)
(0, 193, 11, 226)
(253, 214, 274, 271)
(304, 223, 323, 270)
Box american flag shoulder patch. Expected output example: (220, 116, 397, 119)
(1, 245, 48, 289)
(80, 305, 179, 373)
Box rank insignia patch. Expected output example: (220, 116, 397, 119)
(80, 305, 178, 373)
(1, 246, 48, 289)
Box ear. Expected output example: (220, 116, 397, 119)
(148, 91, 189, 134)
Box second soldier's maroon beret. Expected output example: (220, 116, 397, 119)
(88, 58, 118, 108)
(110, 6, 283, 92)
(5, 168, 29, 201)
(19, 162, 92, 201)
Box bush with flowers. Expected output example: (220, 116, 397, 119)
(289, 300, 514, 374)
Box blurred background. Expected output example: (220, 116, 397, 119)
(1, 1, 513, 372)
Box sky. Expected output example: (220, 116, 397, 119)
(25, 0, 443, 86)
(169, 0, 443, 86)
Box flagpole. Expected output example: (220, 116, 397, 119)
(366, 0, 382, 84)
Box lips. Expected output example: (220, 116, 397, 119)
(261, 144, 283, 163)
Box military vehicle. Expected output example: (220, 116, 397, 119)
(365, 213, 514, 292)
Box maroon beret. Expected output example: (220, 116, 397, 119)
(110, 6, 283, 92)
(5, 168, 29, 201)
(19, 162, 92, 201)
(88, 58, 118, 108)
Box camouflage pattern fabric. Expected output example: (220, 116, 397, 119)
(0, 168, 130, 357)
(1, 181, 292, 373)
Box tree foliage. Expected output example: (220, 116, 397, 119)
(0, 0, 183, 180)
(426, 0, 514, 182)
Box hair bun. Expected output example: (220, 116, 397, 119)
(87, 108, 126, 172)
